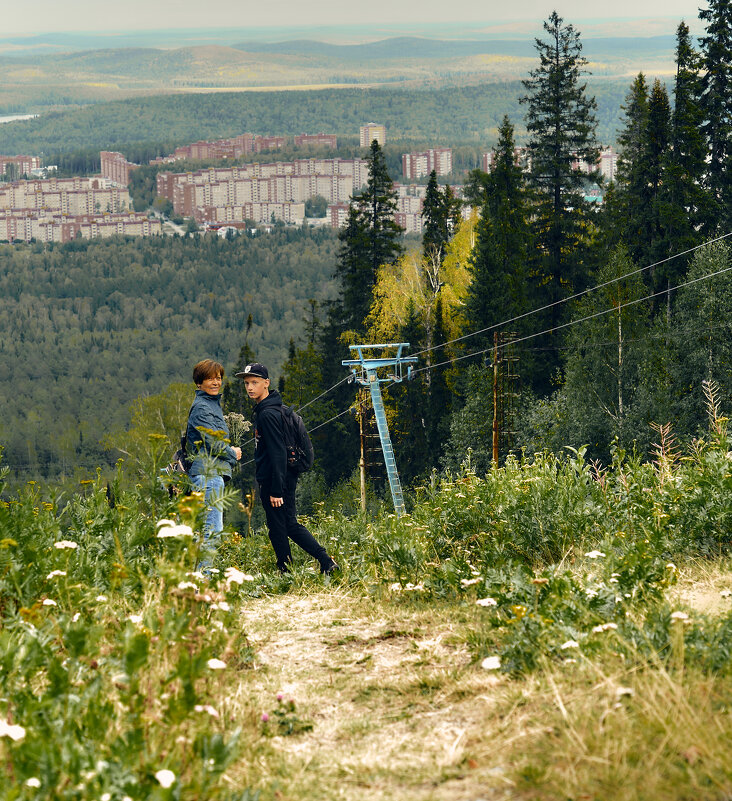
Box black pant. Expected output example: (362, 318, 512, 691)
(260, 473, 329, 571)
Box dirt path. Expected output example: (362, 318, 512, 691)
(239, 588, 512, 801)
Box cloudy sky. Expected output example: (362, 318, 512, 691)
(9, 0, 707, 35)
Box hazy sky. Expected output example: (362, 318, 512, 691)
(8, 0, 707, 36)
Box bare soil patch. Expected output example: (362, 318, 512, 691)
(238, 589, 512, 801)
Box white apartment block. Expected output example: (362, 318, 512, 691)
(159, 158, 370, 219)
(360, 123, 386, 148)
(402, 148, 453, 180)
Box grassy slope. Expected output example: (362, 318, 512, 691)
(213, 562, 732, 801)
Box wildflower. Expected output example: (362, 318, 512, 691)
(210, 601, 230, 612)
(389, 582, 402, 591)
(224, 566, 254, 585)
(592, 622, 618, 633)
(609, 578, 619, 584)
(563, 658, 577, 665)
(0, 719, 26, 740)
(481, 656, 501, 671)
(585, 588, 599, 598)
(615, 686, 634, 698)
(666, 563, 677, 571)
(404, 582, 426, 591)
(670, 611, 690, 622)
(25, 778, 41, 788)
(155, 769, 176, 789)
(585, 550, 605, 559)
(194, 704, 219, 718)
(46, 570, 66, 579)
(54, 540, 78, 550)
(177, 581, 198, 591)
(560, 640, 580, 650)
(207, 658, 227, 670)
(476, 597, 497, 607)
(95, 595, 108, 602)
(127, 614, 143, 624)
(42, 599, 57, 606)
(460, 577, 482, 587)
(72, 612, 81, 622)
(101, 794, 111, 801)
(211, 620, 225, 631)
(261, 713, 269, 722)
(187, 571, 205, 580)
(156, 521, 194, 538)
(277, 692, 284, 701)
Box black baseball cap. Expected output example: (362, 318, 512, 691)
(235, 363, 269, 379)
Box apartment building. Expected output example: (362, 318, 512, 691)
(294, 133, 338, 149)
(481, 147, 532, 174)
(100, 151, 140, 186)
(360, 123, 386, 148)
(402, 148, 453, 180)
(158, 158, 370, 221)
(0, 177, 128, 214)
(0, 210, 160, 243)
(0, 155, 41, 177)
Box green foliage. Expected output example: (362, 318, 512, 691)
(521, 11, 601, 316)
(0, 228, 338, 482)
(0, 81, 633, 156)
(0, 452, 261, 800)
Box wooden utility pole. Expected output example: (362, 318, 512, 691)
(492, 331, 500, 464)
(357, 390, 367, 512)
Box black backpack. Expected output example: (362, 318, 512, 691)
(280, 405, 314, 474)
(166, 433, 193, 475)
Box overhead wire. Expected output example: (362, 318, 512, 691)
(411, 258, 732, 376)
(409, 230, 732, 361)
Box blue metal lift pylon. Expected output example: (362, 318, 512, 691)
(342, 343, 417, 517)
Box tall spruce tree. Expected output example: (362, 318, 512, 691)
(607, 73, 650, 260)
(658, 23, 707, 299)
(699, 0, 732, 233)
(462, 117, 540, 387)
(521, 11, 600, 319)
(643, 79, 673, 276)
(422, 170, 447, 263)
(334, 140, 403, 334)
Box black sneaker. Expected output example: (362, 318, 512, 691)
(321, 558, 339, 575)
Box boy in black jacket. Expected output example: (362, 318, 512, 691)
(237, 363, 338, 574)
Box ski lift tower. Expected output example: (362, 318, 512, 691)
(342, 343, 417, 517)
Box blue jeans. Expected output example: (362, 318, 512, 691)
(191, 473, 225, 557)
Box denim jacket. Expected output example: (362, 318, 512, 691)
(186, 390, 238, 478)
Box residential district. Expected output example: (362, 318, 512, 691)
(0, 123, 618, 244)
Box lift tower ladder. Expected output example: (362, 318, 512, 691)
(342, 343, 417, 517)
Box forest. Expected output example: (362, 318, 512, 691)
(0, 229, 339, 481)
(0, 78, 629, 156)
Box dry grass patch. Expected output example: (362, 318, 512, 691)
(226, 589, 513, 800)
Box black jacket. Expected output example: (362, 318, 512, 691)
(253, 390, 287, 496)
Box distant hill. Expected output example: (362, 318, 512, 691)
(0, 80, 631, 155)
(232, 35, 677, 61)
(0, 33, 678, 114)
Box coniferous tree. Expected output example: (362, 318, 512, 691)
(462, 116, 540, 386)
(606, 73, 650, 259)
(699, 0, 732, 232)
(521, 11, 600, 319)
(422, 170, 447, 263)
(334, 140, 403, 335)
(658, 22, 707, 296)
(643, 79, 672, 277)
(334, 204, 372, 333)
(390, 300, 431, 485)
